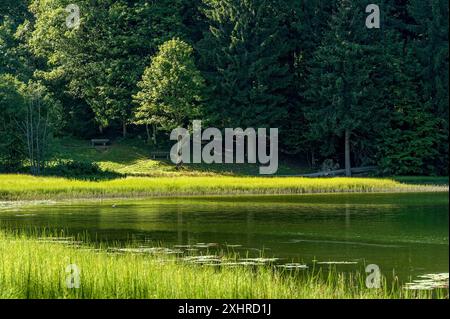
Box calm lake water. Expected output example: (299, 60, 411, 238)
(1, 192, 448, 281)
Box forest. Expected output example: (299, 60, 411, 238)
(0, 0, 449, 302)
(1, 0, 448, 176)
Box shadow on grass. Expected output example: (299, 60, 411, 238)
(50, 138, 314, 177)
(392, 176, 449, 185)
(42, 159, 124, 181)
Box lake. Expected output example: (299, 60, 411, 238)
(0, 192, 448, 282)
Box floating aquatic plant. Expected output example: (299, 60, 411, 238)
(109, 247, 183, 255)
(241, 258, 279, 263)
(278, 263, 309, 269)
(0, 231, 447, 299)
(404, 273, 449, 290)
(316, 261, 358, 265)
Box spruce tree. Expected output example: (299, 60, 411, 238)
(285, 0, 336, 161)
(197, 0, 294, 130)
(377, 48, 442, 175)
(305, 0, 385, 176)
(407, 0, 449, 174)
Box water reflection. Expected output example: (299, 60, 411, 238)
(0, 193, 448, 280)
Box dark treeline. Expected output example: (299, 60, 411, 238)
(0, 0, 448, 175)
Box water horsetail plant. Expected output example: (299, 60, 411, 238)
(0, 231, 447, 299)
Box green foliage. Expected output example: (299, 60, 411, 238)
(29, 0, 187, 133)
(45, 159, 120, 180)
(0, 15, 34, 81)
(0, 17, 21, 76)
(378, 110, 441, 175)
(133, 38, 205, 131)
(0, 73, 62, 173)
(198, 0, 294, 129)
(51, 159, 101, 175)
(407, 0, 449, 175)
(0, 0, 447, 176)
(0, 0, 29, 21)
(377, 49, 443, 175)
(305, 0, 386, 158)
(0, 74, 27, 170)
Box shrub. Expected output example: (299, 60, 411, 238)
(45, 159, 112, 179)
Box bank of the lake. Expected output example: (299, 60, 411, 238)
(0, 232, 446, 299)
(0, 174, 447, 201)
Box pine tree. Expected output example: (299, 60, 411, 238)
(197, 0, 294, 130)
(377, 48, 442, 175)
(284, 0, 336, 161)
(0, 0, 28, 20)
(407, 0, 449, 174)
(305, 0, 386, 176)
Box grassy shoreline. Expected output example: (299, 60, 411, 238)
(0, 231, 446, 299)
(0, 174, 448, 201)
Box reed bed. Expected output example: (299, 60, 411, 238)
(0, 174, 447, 201)
(0, 231, 447, 299)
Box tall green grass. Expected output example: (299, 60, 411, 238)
(393, 176, 450, 185)
(0, 174, 447, 201)
(0, 231, 446, 299)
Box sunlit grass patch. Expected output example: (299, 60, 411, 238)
(0, 174, 447, 201)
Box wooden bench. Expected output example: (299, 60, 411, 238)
(150, 151, 170, 160)
(91, 139, 110, 147)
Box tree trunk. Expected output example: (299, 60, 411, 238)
(152, 124, 157, 145)
(345, 129, 351, 177)
(99, 125, 103, 134)
(122, 122, 127, 138)
(176, 135, 183, 169)
(145, 124, 151, 144)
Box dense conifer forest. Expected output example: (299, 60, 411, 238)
(1, 0, 448, 175)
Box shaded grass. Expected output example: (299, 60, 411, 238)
(392, 176, 449, 185)
(0, 174, 447, 201)
(0, 231, 446, 299)
(42, 138, 450, 181)
(50, 137, 308, 176)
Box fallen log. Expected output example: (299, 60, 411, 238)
(282, 166, 378, 177)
